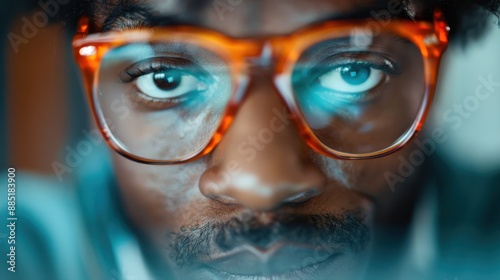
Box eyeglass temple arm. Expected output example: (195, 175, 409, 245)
(75, 16, 90, 38)
(433, 9, 450, 41)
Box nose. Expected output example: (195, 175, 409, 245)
(199, 74, 326, 211)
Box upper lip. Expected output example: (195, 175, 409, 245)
(201, 242, 343, 277)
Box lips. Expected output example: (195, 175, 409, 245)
(202, 243, 343, 278)
(170, 211, 370, 279)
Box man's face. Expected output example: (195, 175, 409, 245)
(89, 0, 427, 279)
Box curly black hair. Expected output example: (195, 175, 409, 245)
(14, 0, 500, 44)
(428, 0, 500, 43)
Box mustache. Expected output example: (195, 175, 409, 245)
(169, 211, 370, 268)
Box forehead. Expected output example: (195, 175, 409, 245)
(96, 0, 398, 36)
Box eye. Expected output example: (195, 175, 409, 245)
(296, 52, 401, 104)
(120, 57, 215, 109)
(135, 68, 208, 100)
(318, 64, 386, 94)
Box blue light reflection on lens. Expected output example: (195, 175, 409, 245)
(340, 65, 371, 86)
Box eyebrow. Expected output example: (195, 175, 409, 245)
(313, 5, 416, 23)
(101, 1, 203, 32)
(101, 1, 418, 33)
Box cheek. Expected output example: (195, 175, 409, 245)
(313, 143, 418, 196)
(113, 154, 214, 229)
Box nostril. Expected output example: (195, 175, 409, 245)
(209, 188, 318, 207)
(282, 189, 319, 204)
(206, 184, 321, 210)
(199, 161, 326, 210)
(209, 194, 240, 205)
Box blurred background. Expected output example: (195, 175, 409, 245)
(2, 1, 88, 174)
(431, 18, 500, 171)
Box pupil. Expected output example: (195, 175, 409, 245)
(340, 65, 370, 86)
(153, 70, 182, 91)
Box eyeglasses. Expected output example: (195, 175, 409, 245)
(73, 10, 448, 164)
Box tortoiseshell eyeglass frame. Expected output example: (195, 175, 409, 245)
(73, 10, 449, 164)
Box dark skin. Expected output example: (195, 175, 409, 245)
(86, 0, 433, 279)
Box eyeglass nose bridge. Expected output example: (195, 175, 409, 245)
(236, 40, 297, 105)
(243, 41, 277, 72)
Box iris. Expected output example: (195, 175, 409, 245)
(153, 69, 182, 91)
(339, 65, 370, 86)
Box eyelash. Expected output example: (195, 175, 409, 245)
(308, 52, 401, 80)
(120, 57, 210, 83)
(120, 57, 213, 110)
(290, 52, 401, 105)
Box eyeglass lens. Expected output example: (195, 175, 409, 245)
(96, 31, 424, 161)
(292, 32, 425, 154)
